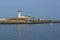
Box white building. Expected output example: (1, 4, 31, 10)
(0, 18, 7, 21)
(18, 9, 29, 19)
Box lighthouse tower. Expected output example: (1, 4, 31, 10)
(18, 9, 21, 18)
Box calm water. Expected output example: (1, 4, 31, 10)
(0, 24, 60, 40)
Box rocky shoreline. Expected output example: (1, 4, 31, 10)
(0, 19, 60, 24)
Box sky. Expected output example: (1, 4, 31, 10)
(0, 0, 60, 20)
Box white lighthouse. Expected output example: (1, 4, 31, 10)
(18, 9, 21, 18)
(17, 9, 29, 19)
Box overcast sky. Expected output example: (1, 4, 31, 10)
(0, 0, 60, 20)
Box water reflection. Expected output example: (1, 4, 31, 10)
(0, 24, 60, 40)
(17, 24, 30, 40)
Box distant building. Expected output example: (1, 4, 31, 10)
(18, 9, 29, 19)
(0, 18, 7, 21)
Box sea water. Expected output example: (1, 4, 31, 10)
(0, 24, 60, 40)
